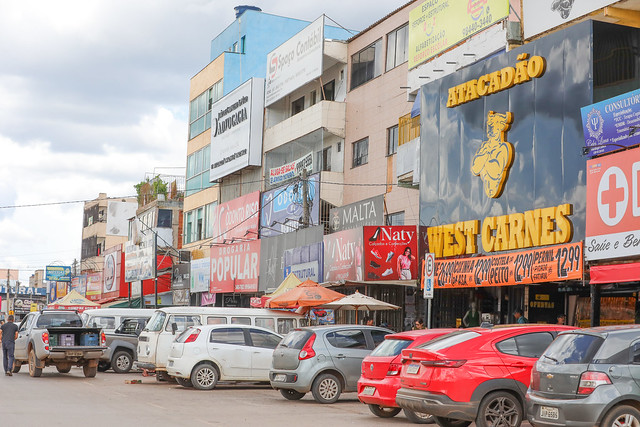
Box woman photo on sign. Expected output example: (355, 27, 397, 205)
(397, 246, 415, 280)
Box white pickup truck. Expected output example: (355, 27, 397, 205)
(13, 310, 105, 377)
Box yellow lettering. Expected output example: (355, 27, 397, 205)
(446, 87, 458, 108)
(495, 215, 509, 251)
(442, 224, 456, 257)
(454, 222, 466, 256)
(464, 220, 479, 254)
(499, 67, 515, 90)
(514, 59, 531, 85)
(556, 203, 573, 243)
(456, 85, 466, 106)
(481, 217, 496, 253)
(540, 206, 556, 246)
(487, 70, 501, 94)
(428, 226, 444, 258)
(464, 80, 479, 103)
(523, 209, 541, 247)
(527, 56, 546, 78)
(508, 213, 525, 250)
(476, 74, 490, 96)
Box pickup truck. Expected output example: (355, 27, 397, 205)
(99, 317, 149, 374)
(13, 310, 105, 377)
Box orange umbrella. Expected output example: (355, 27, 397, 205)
(267, 279, 344, 309)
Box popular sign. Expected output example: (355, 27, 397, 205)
(586, 147, 640, 260)
(210, 240, 260, 293)
(364, 226, 418, 281)
(435, 241, 583, 288)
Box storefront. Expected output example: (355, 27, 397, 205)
(417, 21, 640, 326)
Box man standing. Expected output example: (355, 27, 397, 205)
(513, 309, 528, 324)
(0, 315, 19, 376)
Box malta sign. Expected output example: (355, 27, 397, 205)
(586, 147, 640, 260)
(471, 111, 514, 198)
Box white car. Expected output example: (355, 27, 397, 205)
(167, 324, 283, 390)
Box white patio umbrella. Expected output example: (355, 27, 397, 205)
(320, 291, 400, 323)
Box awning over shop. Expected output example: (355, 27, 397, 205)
(105, 297, 142, 308)
(590, 262, 640, 285)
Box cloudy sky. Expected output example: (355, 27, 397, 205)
(0, 0, 409, 283)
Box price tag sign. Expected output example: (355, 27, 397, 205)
(424, 253, 435, 299)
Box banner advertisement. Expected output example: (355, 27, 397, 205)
(581, 88, 640, 157)
(329, 195, 384, 233)
(47, 282, 57, 304)
(190, 258, 210, 293)
(56, 282, 68, 299)
(434, 241, 583, 289)
(210, 240, 261, 293)
(260, 174, 319, 238)
(69, 275, 87, 297)
(85, 273, 102, 300)
(46, 266, 71, 282)
(212, 191, 260, 244)
(124, 233, 156, 282)
(172, 263, 190, 290)
(201, 292, 216, 306)
(586, 147, 640, 260)
(408, 0, 509, 69)
(268, 152, 313, 186)
(265, 16, 324, 106)
(103, 249, 120, 294)
(523, 0, 618, 39)
(173, 289, 190, 306)
(210, 78, 265, 182)
(364, 226, 418, 281)
(283, 242, 323, 282)
(0, 286, 46, 296)
(323, 228, 363, 282)
(14, 298, 45, 314)
(106, 200, 137, 237)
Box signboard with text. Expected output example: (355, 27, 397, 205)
(190, 258, 210, 293)
(364, 226, 418, 281)
(210, 240, 261, 293)
(283, 242, 323, 283)
(85, 273, 102, 300)
(323, 228, 362, 282)
(46, 266, 71, 282)
(329, 195, 383, 233)
(523, 0, 617, 39)
(212, 191, 260, 244)
(269, 152, 313, 186)
(124, 233, 156, 282)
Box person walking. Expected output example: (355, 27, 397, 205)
(0, 315, 19, 376)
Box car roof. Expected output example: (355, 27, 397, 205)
(464, 324, 577, 336)
(298, 325, 393, 333)
(561, 324, 640, 336)
(187, 324, 283, 335)
(385, 328, 459, 341)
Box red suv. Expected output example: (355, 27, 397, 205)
(396, 325, 576, 427)
(357, 328, 457, 422)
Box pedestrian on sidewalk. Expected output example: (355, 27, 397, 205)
(0, 315, 19, 376)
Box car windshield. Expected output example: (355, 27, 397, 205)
(278, 330, 312, 349)
(416, 331, 480, 352)
(36, 313, 83, 328)
(145, 311, 166, 332)
(542, 333, 604, 365)
(370, 338, 412, 357)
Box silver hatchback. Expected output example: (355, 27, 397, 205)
(270, 325, 392, 404)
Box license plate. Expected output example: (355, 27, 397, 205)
(407, 363, 420, 375)
(273, 374, 286, 382)
(540, 406, 559, 420)
(362, 386, 376, 396)
(66, 351, 83, 357)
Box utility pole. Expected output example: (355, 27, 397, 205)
(301, 169, 310, 228)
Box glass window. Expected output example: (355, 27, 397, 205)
(231, 317, 251, 325)
(145, 311, 166, 332)
(87, 316, 116, 329)
(277, 319, 296, 335)
(387, 125, 399, 156)
(352, 138, 369, 168)
(210, 328, 246, 345)
(310, 90, 317, 106)
(165, 315, 201, 333)
(351, 39, 383, 89)
(249, 329, 282, 349)
(279, 330, 312, 349)
(120, 319, 142, 335)
(496, 337, 518, 356)
(157, 209, 172, 228)
(240, 36, 246, 53)
(255, 318, 275, 331)
(514, 332, 554, 358)
(184, 211, 193, 244)
(291, 96, 305, 116)
(189, 80, 223, 139)
(207, 317, 227, 325)
(386, 24, 408, 71)
(632, 341, 640, 364)
(317, 147, 331, 172)
(542, 333, 604, 365)
(322, 80, 335, 101)
(417, 331, 480, 351)
(370, 338, 412, 356)
(385, 211, 405, 226)
(37, 313, 84, 328)
(371, 330, 389, 346)
(326, 329, 368, 349)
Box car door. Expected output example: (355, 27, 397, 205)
(247, 328, 282, 380)
(208, 327, 251, 379)
(324, 328, 372, 391)
(495, 331, 555, 387)
(14, 314, 33, 360)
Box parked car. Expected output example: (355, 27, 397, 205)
(270, 325, 393, 404)
(527, 325, 640, 427)
(358, 328, 458, 422)
(83, 308, 156, 334)
(99, 317, 149, 373)
(167, 324, 283, 390)
(396, 324, 576, 427)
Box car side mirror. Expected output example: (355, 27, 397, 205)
(171, 322, 178, 335)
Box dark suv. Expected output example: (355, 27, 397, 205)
(527, 325, 640, 427)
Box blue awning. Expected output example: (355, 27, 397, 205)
(411, 88, 421, 118)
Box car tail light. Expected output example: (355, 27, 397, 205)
(100, 331, 106, 347)
(420, 359, 466, 368)
(42, 331, 49, 351)
(577, 371, 611, 395)
(184, 328, 201, 343)
(387, 363, 402, 376)
(530, 364, 540, 390)
(299, 333, 316, 360)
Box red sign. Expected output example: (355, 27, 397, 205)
(434, 242, 583, 288)
(364, 226, 418, 281)
(323, 228, 363, 282)
(212, 191, 260, 244)
(85, 273, 102, 301)
(210, 240, 261, 293)
(586, 147, 640, 260)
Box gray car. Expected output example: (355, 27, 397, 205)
(527, 325, 640, 427)
(270, 325, 392, 404)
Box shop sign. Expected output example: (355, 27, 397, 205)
(172, 263, 190, 290)
(434, 241, 583, 289)
(581, 88, 640, 157)
(190, 258, 210, 293)
(124, 233, 156, 282)
(45, 266, 71, 282)
(363, 226, 418, 281)
(323, 228, 362, 282)
(268, 152, 313, 186)
(85, 273, 102, 300)
(260, 176, 319, 238)
(212, 191, 260, 244)
(523, 0, 618, 39)
(200, 292, 216, 306)
(586, 147, 640, 260)
(408, 0, 509, 69)
(328, 195, 383, 233)
(210, 240, 260, 293)
(69, 275, 87, 297)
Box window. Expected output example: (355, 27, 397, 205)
(210, 328, 246, 345)
(387, 125, 399, 156)
(326, 330, 368, 349)
(277, 318, 296, 335)
(37, 313, 83, 328)
(310, 90, 317, 106)
(385, 211, 405, 226)
(207, 317, 227, 325)
(371, 330, 389, 346)
(165, 315, 201, 333)
(184, 202, 216, 244)
(496, 332, 554, 358)
(351, 39, 383, 89)
(249, 329, 282, 349)
(386, 24, 408, 71)
(88, 316, 116, 329)
(120, 319, 143, 335)
(352, 138, 369, 168)
(157, 209, 172, 228)
(255, 317, 275, 331)
(186, 145, 213, 196)
(240, 36, 246, 53)
(291, 96, 305, 116)
(189, 80, 223, 139)
(322, 80, 335, 101)
(317, 146, 331, 172)
(370, 338, 412, 357)
(542, 333, 604, 365)
(233, 42, 238, 53)
(231, 317, 251, 325)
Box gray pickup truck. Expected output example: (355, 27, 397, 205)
(13, 310, 105, 377)
(99, 317, 149, 374)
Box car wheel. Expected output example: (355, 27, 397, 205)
(404, 409, 435, 424)
(97, 362, 111, 372)
(476, 391, 523, 427)
(175, 377, 193, 388)
(280, 389, 306, 400)
(434, 416, 472, 427)
(602, 405, 640, 427)
(56, 366, 71, 374)
(111, 350, 133, 374)
(12, 362, 21, 374)
(28, 349, 42, 377)
(369, 405, 401, 418)
(83, 364, 97, 378)
(191, 363, 219, 391)
(311, 373, 342, 404)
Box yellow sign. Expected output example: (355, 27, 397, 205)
(30, 303, 38, 312)
(408, 0, 509, 69)
(471, 111, 514, 198)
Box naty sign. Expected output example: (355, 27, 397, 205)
(329, 195, 383, 233)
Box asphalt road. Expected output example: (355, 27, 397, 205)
(0, 367, 533, 427)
